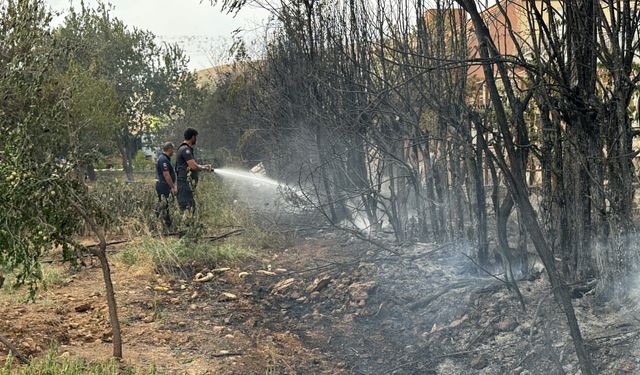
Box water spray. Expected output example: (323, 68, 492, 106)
(213, 168, 282, 188)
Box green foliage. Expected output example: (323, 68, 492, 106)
(2, 348, 160, 375)
(0, 0, 91, 294)
(54, 3, 200, 177)
(52, 62, 123, 163)
(132, 151, 153, 172)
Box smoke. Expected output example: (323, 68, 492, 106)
(592, 231, 640, 303)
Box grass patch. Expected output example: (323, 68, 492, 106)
(2, 349, 160, 375)
(195, 177, 290, 249)
(116, 237, 255, 276)
(112, 176, 287, 275)
(0, 264, 67, 303)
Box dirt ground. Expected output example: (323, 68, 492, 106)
(2, 224, 640, 374)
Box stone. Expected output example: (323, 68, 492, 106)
(449, 314, 469, 328)
(471, 355, 488, 370)
(306, 276, 332, 293)
(495, 332, 515, 345)
(497, 318, 518, 332)
(349, 281, 376, 302)
(621, 361, 636, 373)
(220, 292, 238, 301)
(74, 303, 93, 313)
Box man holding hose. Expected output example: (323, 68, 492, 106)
(175, 128, 212, 212)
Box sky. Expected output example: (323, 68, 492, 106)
(44, 0, 270, 71)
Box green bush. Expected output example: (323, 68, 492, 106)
(133, 151, 154, 172)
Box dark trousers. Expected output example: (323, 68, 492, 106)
(155, 182, 173, 229)
(177, 179, 195, 212)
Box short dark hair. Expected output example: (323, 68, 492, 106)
(184, 128, 199, 140)
(162, 142, 174, 152)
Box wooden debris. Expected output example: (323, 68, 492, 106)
(194, 272, 215, 282)
(212, 268, 231, 273)
(272, 278, 296, 294)
(0, 335, 30, 364)
(256, 270, 277, 276)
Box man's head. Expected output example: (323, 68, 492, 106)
(162, 142, 174, 157)
(184, 128, 199, 145)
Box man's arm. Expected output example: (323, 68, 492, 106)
(163, 170, 176, 194)
(186, 159, 212, 172)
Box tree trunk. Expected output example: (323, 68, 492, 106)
(315, 124, 339, 223)
(459, 2, 596, 372)
(422, 133, 442, 241)
(86, 162, 97, 182)
(93, 245, 123, 359)
(118, 135, 135, 182)
(71, 201, 123, 359)
(472, 139, 488, 265)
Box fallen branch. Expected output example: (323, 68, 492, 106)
(462, 253, 526, 312)
(0, 334, 30, 364)
(210, 351, 243, 358)
(85, 239, 129, 248)
(383, 347, 488, 374)
(203, 229, 245, 242)
(163, 229, 245, 242)
(407, 282, 468, 311)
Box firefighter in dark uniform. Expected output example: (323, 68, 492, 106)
(155, 142, 177, 229)
(175, 128, 212, 212)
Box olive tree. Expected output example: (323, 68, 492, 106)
(0, 0, 123, 358)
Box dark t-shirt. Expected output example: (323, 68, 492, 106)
(175, 143, 197, 182)
(156, 153, 176, 194)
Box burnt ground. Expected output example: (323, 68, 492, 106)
(2, 213, 640, 374)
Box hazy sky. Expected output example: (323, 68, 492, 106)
(44, 0, 270, 70)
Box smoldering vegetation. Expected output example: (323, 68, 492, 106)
(186, 0, 640, 373)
